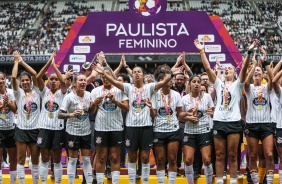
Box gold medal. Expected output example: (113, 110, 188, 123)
(48, 112, 54, 119)
(166, 115, 171, 120)
(136, 107, 141, 113)
(81, 110, 84, 116)
(224, 104, 228, 110)
(257, 105, 262, 110)
(26, 114, 31, 120)
(1, 113, 6, 119)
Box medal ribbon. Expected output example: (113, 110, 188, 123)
(161, 90, 171, 115)
(0, 91, 6, 117)
(47, 92, 55, 112)
(223, 81, 233, 106)
(74, 91, 84, 110)
(24, 91, 32, 114)
(135, 86, 144, 108)
(255, 85, 263, 104)
(189, 92, 201, 110)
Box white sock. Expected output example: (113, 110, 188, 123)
(266, 172, 274, 184)
(250, 172, 259, 184)
(67, 157, 78, 184)
(26, 157, 30, 162)
(10, 170, 17, 184)
(17, 164, 25, 184)
(31, 164, 39, 184)
(279, 170, 282, 184)
(156, 170, 165, 184)
(111, 171, 120, 184)
(39, 162, 48, 184)
(96, 173, 104, 184)
(216, 177, 223, 184)
(185, 165, 194, 184)
(0, 170, 2, 184)
(54, 163, 62, 184)
(82, 156, 92, 184)
(128, 162, 136, 184)
(230, 178, 237, 184)
(142, 163, 150, 184)
(204, 164, 213, 184)
(168, 171, 177, 184)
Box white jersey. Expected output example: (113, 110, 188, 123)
(60, 91, 92, 136)
(38, 87, 66, 130)
(271, 88, 282, 128)
(152, 89, 182, 132)
(213, 78, 243, 122)
(91, 86, 128, 131)
(123, 83, 156, 127)
(0, 89, 15, 130)
(181, 93, 214, 134)
(14, 86, 41, 130)
(245, 84, 271, 123)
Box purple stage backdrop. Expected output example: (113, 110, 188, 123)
(48, 0, 241, 74)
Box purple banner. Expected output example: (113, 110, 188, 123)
(50, 0, 241, 74)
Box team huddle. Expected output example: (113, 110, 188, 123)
(0, 39, 280, 184)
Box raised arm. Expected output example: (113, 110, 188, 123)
(86, 65, 99, 85)
(94, 63, 124, 91)
(155, 66, 184, 91)
(240, 40, 259, 83)
(273, 70, 282, 93)
(260, 47, 273, 91)
(216, 59, 222, 79)
(52, 57, 67, 94)
(273, 59, 282, 76)
(244, 56, 257, 92)
(123, 57, 132, 77)
(182, 52, 193, 77)
(12, 51, 20, 91)
(18, 54, 38, 87)
(194, 39, 216, 84)
(113, 56, 124, 76)
(37, 52, 55, 91)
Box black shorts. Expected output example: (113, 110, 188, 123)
(65, 132, 91, 151)
(14, 127, 39, 144)
(276, 128, 282, 147)
(153, 129, 181, 146)
(37, 129, 65, 150)
(0, 129, 16, 148)
(125, 126, 153, 150)
(183, 132, 212, 149)
(245, 123, 274, 141)
(94, 130, 123, 147)
(90, 121, 95, 151)
(213, 121, 242, 139)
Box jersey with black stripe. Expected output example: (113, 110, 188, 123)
(91, 86, 128, 131)
(152, 89, 182, 132)
(38, 87, 66, 130)
(181, 93, 214, 134)
(245, 84, 271, 123)
(0, 88, 16, 130)
(123, 83, 156, 127)
(14, 86, 41, 130)
(60, 91, 92, 136)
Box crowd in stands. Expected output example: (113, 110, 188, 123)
(0, 0, 282, 56)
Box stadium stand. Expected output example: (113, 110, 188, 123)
(0, 0, 282, 56)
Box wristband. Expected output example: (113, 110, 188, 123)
(69, 113, 74, 118)
(247, 50, 253, 55)
(200, 51, 205, 55)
